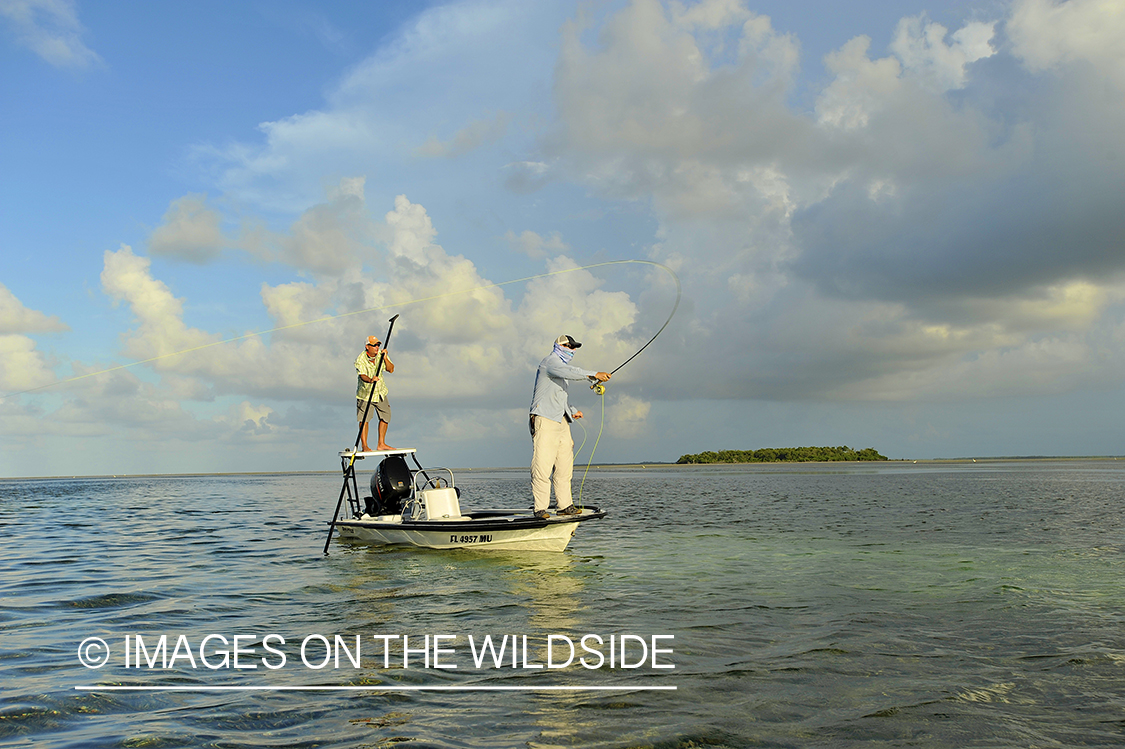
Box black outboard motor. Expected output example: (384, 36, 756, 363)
(368, 455, 412, 515)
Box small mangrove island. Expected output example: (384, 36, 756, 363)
(677, 446, 888, 464)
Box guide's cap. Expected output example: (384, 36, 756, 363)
(366, 336, 381, 347)
(556, 334, 582, 349)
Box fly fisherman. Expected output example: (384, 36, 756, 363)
(529, 334, 611, 519)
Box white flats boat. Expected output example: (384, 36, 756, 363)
(324, 448, 606, 553)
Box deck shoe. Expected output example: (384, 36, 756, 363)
(534, 510, 551, 520)
(556, 505, 581, 515)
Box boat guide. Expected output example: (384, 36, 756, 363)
(323, 447, 606, 553)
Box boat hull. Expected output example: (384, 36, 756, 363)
(334, 507, 606, 552)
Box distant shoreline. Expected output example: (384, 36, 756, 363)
(3, 455, 1124, 481)
(677, 446, 888, 464)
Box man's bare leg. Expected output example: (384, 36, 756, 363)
(360, 422, 372, 452)
(376, 419, 394, 451)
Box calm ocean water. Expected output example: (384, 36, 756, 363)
(2, 460, 1124, 748)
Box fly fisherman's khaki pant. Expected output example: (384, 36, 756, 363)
(530, 415, 575, 512)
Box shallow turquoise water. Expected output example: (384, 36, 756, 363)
(2, 460, 1123, 747)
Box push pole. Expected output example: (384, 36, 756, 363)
(324, 315, 399, 555)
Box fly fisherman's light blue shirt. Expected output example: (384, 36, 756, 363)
(530, 351, 597, 422)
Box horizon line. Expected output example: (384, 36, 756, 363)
(5, 454, 1125, 481)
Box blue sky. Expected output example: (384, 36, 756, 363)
(2, 0, 1123, 477)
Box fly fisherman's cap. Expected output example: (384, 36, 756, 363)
(367, 336, 381, 346)
(555, 334, 582, 349)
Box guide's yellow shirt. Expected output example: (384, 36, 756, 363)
(355, 352, 389, 402)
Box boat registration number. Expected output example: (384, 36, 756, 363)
(450, 534, 492, 544)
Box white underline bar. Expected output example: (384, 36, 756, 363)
(76, 685, 676, 692)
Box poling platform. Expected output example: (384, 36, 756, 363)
(339, 448, 417, 459)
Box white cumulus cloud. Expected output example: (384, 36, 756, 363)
(0, 0, 101, 68)
(148, 194, 226, 263)
(1008, 0, 1125, 84)
(890, 15, 995, 92)
(415, 112, 512, 158)
(0, 282, 68, 334)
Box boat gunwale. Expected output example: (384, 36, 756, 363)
(333, 507, 607, 533)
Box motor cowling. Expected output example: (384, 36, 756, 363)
(368, 455, 411, 515)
